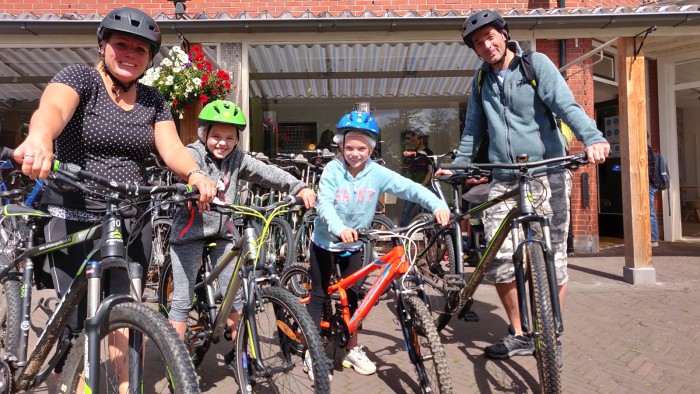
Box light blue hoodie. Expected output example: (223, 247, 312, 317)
(313, 158, 448, 251)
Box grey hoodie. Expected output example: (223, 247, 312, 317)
(170, 140, 307, 244)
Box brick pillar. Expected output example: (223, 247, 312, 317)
(539, 38, 601, 253)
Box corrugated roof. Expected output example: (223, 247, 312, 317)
(1, 5, 700, 107)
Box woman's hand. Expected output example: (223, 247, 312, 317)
(433, 209, 451, 226)
(339, 228, 358, 244)
(188, 172, 216, 212)
(296, 187, 316, 209)
(13, 134, 55, 180)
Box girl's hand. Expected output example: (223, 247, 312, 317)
(339, 228, 358, 244)
(433, 209, 451, 226)
(296, 187, 316, 209)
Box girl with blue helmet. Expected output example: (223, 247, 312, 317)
(304, 110, 450, 380)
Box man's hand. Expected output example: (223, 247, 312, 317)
(584, 142, 610, 164)
(433, 209, 451, 226)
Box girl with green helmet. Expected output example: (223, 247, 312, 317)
(167, 99, 317, 366)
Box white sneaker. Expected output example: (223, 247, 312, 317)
(341, 345, 376, 375)
(303, 350, 332, 382)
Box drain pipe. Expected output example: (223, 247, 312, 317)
(559, 0, 566, 77)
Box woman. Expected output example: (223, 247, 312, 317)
(12, 7, 215, 377)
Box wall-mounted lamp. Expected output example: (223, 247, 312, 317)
(170, 0, 188, 20)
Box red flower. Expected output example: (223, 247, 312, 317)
(211, 89, 218, 95)
(199, 94, 208, 103)
(201, 74, 209, 83)
(191, 45, 202, 54)
(217, 70, 229, 80)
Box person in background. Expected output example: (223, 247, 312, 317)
(648, 145, 660, 247)
(307, 110, 450, 380)
(12, 7, 216, 380)
(400, 129, 436, 226)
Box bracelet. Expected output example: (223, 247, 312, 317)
(186, 169, 206, 179)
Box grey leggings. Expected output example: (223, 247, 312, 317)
(169, 239, 243, 322)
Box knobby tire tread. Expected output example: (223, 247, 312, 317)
(405, 295, 452, 394)
(527, 243, 561, 393)
(58, 302, 199, 394)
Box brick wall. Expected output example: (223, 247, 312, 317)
(0, 0, 645, 17)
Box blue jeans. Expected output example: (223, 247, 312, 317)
(400, 200, 419, 227)
(649, 185, 659, 242)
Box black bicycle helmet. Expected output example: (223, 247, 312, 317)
(461, 10, 509, 49)
(97, 7, 161, 58)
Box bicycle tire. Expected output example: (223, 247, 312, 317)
(290, 212, 316, 267)
(404, 295, 453, 394)
(0, 257, 21, 362)
(261, 217, 295, 275)
(279, 262, 312, 298)
(526, 242, 561, 393)
(144, 218, 172, 303)
(157, 257, 212, 368)
(58, 302, 200, 394)
(234, 286, 330, 393)
(414, 227, 458, 331)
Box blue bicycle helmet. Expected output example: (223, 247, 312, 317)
(334, 111, 380, 149)
(336, 111, 379, 136)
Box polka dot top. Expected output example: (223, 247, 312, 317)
(41, 64, 174, 212)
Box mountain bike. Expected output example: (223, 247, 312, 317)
(0, 147, 199, 394)
(430, 152, 590, 393)
(157, 194, 331, 393)
(280, 215, 453, 394)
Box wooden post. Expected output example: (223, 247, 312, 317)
(616, 37, 656, 285)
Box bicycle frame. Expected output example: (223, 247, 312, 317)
(301, 240, 410, 336)
(448, 173, 564, 335)
(0, 205, 143, 392)
(0, 161, 45, 207)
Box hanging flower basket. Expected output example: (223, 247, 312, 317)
(141, 45, 233, 119)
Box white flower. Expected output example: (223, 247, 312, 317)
(161, 58, 173, 67)
(192, 77, 202, 87)
(165, 75, 174, 85)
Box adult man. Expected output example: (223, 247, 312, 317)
(438, 10, 610, 359)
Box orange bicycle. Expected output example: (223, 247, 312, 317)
(280, 214, 453, 394)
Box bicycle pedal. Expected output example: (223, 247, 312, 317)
(443, 274, 465, 288)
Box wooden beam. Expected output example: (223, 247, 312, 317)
(616, 37, 656, 285)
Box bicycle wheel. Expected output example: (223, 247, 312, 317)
(526, 242, 561, 393)
(403, 295, 452, 394)
(414, 227, 458, 331)
(235, 286, 330, 393)
(157, 258, 212, 368)
(290, 212, 315, 267)
(279, 262, 312, 298)
(58, 302, 199, 394)
(0, 257, 21, 358)
(144, 218, 172, 302)
(261, 217, 294, 275)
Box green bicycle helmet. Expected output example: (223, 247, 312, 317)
(198, 100, 247, 140)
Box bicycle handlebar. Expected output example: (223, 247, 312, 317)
(440, 152, 588, 172)
(1, 147, 193, 198)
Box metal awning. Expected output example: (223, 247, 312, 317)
(1, 6, 700, 109)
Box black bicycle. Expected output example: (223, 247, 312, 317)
(158, 194, 331, 393)
(426, 152, 590, 393)
(0, 147, 199, 394)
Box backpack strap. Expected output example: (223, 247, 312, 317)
(520, 50, 558, 131)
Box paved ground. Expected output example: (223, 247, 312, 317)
(30, 240, 700, 393)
